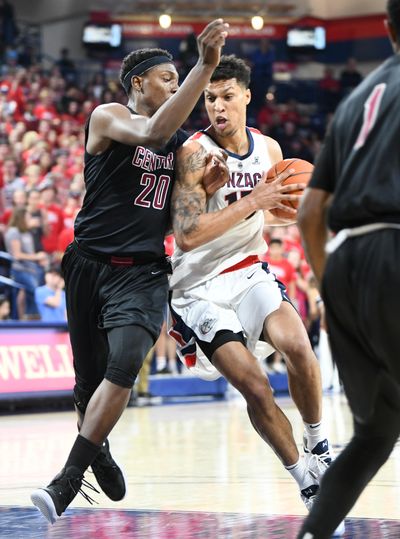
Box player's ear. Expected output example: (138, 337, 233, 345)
(245, 88, 251, 105)
(384, 19, 399, 52)
(132, 75, 143, 93)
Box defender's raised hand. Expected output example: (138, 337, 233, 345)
(197, 19, 229, 68)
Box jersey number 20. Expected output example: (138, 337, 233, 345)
(134, 173, 171, 210)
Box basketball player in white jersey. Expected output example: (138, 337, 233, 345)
(170, 55, 343, 533)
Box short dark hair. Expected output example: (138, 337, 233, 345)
(269, 238, 283, 247)
(119, 48, 173, 95)
(387, 0, 400, 39)
(210, 54, 251, 88)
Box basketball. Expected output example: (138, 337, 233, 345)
(266, 158, 314, 220)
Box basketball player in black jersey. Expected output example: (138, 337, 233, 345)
(30, 19, 230, 523)
(297, 2, 400, 537)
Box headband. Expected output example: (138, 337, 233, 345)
(122, 55, 173, 94)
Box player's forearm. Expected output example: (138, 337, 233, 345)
(147, 63, 215, 146)
(173, 194, 258, 251)
(298, 209, 328, 287)
(298, 188, 331, 287)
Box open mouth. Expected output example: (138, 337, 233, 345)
(215, 117, 228, 129)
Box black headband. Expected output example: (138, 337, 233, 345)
(122, 55, 173, 94)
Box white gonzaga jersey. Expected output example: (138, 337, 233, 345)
(170, 127, 272, 290)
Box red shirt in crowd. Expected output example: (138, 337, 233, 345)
(40, 203, 64, 253)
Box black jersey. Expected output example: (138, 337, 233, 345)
(310, 54, 400, 232)
(74, 114, 188, 256)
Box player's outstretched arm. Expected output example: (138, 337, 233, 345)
(87, 19, 229, 154)
(172, 141, 304, 252)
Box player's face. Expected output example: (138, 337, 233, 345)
(140, 64, 179, 114)
(204, 78, 250, 137)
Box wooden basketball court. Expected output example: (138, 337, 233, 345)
(1, 393, 399, 537)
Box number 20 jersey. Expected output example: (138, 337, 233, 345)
(170, 127, 272, 291)
(74, 114, 187, 256)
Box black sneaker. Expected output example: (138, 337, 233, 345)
(31, 465, 98, 524)
(90, 439, 126, 501)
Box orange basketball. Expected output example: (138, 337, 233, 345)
(266, 158, 314, 220)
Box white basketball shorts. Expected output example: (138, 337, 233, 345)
(170, 263, 285, 380)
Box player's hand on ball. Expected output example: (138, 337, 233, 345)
(249, 169, 306, 214)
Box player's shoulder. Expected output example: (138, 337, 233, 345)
(248, 126, 263, 136)
(91, 102, 130, 118)
(180, 130, 213, 153)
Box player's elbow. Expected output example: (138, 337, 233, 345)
(174, 232, 197, 252)
(140, 132, 170, 149)
(144, 124, 175, 149)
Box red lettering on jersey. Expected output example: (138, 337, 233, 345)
(354, 83, 386, 150)
(132, 146, 145, 167)
(134, 173, 171, 210)
(132, 147, 174, 171)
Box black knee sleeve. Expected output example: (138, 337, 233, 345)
(104, 325, 154, 388)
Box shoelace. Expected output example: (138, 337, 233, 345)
(69, 476, 100, 506)
(308, 453, 330, 479)
(314, 449, 332, 464)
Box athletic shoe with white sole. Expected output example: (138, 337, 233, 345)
(31, 465, 98, 524)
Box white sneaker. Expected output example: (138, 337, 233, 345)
(302, 439, 346, 537)
(304, 437, 333, 481)
(300, 483, 319, 511)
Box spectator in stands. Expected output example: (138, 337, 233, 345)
(318, 66, 340, 113)
(1, 187, 26, 226)
(249, 38, 275, 110)
(26, 188, 48, 251)
(62, 191, 81, 230)
(287, 248, 310, 327)
(38, 178, 63, 255)
(154, 320, 178, 374)
(0, 0, 18, 53)
(0, 293, 11, 320)
(55, 48, 77, 85)
(134, 347, 157, 406)
(34, 265, 67, 322)
(2, 156, 24, 208)
(22, 164, 42, 190)
(340, 57, 363, 96)
(4, 207, 47, 319)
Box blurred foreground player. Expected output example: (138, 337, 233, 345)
(31, 19, 229, 523)
(297, 2, 400, 537)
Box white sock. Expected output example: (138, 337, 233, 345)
(303, 421, 325, 451)
(285, 458, 316, 489)
(156, 356, 167, 370)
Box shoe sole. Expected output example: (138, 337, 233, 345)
(333, 520, 346, 536)
(31, 489, 58, 524)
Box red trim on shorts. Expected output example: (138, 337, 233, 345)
(185, 353, 197, 368)
(169, 327, 185, 347)
(220, 255, 260, 275)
